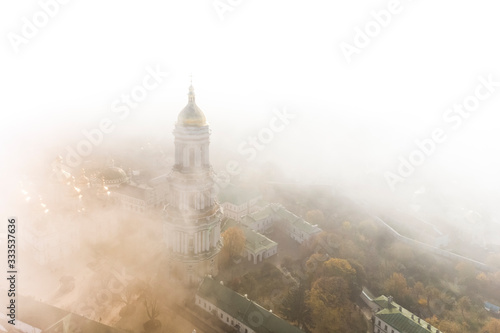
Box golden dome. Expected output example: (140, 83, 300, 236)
(99, 166, 128, 187)
(177, 85, 207, 127)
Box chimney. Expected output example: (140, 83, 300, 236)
(388, 296, 393, 306)
(399, 306, 402, 312)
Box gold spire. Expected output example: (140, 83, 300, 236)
(177, 79, 206, 126)
(188, 74, 195, 103)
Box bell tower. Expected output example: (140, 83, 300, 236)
(163, 85, 222, 284)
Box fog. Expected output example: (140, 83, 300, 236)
(1, 0, 500, 331)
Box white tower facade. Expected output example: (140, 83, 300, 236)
(163, 85, 222, 284)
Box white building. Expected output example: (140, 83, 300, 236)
(372, 295, 441, 333)
(163, 85, 223, 284)
(219, 185, 262, 221)
(223, 219, 278, 264)
(196, 276, 304, 333)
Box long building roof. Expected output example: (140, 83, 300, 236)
(223, 219, 277, 253)
(373, 295, 441, 333)
(197, 277, 303, 333)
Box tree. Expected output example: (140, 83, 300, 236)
(482, 318, 500, 333)
(457, 296, 471, 322)
(280, 281, 311, 331)
(323, 258, 356, 279)
(438, 320, 465, 333)
(384, 273, 410, 306)
(306, 209, 325, 225)
(323, 258, 363, 301)
(424, 286, 441, 315)
(308, 276, 366, 333)
(143, 285, 161, 332)
(221, 227, 245, 260)
(455, 261, 476, 283)
(413, 281, 425, 299)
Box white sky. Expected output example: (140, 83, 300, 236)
(1, 0, 500, 210)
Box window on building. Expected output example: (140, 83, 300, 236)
(378, 320, 381, 326)
(385, 325, 387, 330)
(220, 313, 223, 318)
(227, 317, 229, 322)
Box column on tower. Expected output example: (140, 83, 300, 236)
(184, 233, 188, 254)
(210, 228, 214, 248)
(195, 147, 201, 167)
(200, 231, 204, 252)
(171, 232, 174, 252)
(178, 232, 181, 253)
(179, 232, 182, 253)
(203, 143, 209, 165)
(174, 232, 178, 253)
(198, 231, 201, 254)
(181, 232, 185, 254)
(194, 232, 198, 254)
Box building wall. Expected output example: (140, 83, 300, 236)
(195, 295, 254, 333)
(373, 318, 399, 333)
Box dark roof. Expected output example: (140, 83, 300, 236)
(197, 277, 303, 333)
(43, 313, 128, 333)
(16, 295, 68, 330)
(377, 311, 432, 333)
(373, 296, 437, 333)
(2, 294, 127, 333)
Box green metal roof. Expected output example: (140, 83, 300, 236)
(273, 205, 321, 234)
(14, 295, 127, 333)
(44, 313, 128, 333)
(223, 218, 277, 253)
(247, 206, 274, 221)
(218, 185, 261, 205)
(373, 296, 438, 333)
(197, 277, 304, 333)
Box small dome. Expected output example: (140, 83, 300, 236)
(177, 85, 206, 127)
(99, 167, 128, 187)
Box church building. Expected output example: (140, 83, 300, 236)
(163, 85, 223, 284)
